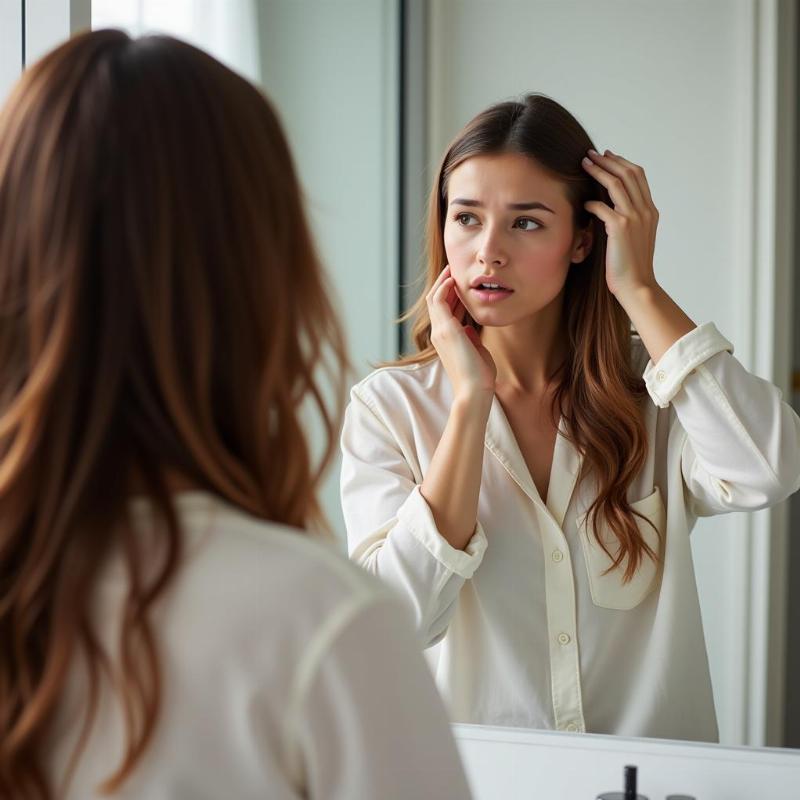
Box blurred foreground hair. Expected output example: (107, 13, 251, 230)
(0, 29, 348, 798)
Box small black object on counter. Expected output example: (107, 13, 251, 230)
(596, 764, 649, 800)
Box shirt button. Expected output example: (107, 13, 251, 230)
(557, 632, 571, 646)
(656, 369, 666, 382)
(551, 549, 564, 563)
(566, 723, 579, 732)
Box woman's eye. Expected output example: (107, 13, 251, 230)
(514, 217, 541, 231)
(455, 212, 478, 226)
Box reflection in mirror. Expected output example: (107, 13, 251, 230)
(341, 90, 799, 747)
(92, 0, 800, 751)
(388, 0, 799, 751)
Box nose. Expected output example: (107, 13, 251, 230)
(476, 227, 508, 267)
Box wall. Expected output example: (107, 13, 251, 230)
(0, 1, 22, 102)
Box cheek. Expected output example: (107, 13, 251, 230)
(515, 236, 573, 279)
(443, 226, 472, 280)
(443, 224, 466, 258)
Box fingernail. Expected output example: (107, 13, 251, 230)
(587, 149, 598, 156)
(582, 156, 592, 166)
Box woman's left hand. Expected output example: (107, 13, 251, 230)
(581, 149, 659, 299)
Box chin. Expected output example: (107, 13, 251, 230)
(468, 308, 518, 328)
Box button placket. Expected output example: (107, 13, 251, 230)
(537, 507, 585, 733)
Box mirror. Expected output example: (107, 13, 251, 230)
(90, 0, 799, 751)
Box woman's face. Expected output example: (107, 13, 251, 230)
(442, 152, 592, 328)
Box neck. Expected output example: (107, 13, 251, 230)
(481, 303, 568, 396)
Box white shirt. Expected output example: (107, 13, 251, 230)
(47, 492, 472, 799)
(340, 321, 800, 742)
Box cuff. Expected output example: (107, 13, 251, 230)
(643, 321, 734, 408)
(397, 485, 488, 579)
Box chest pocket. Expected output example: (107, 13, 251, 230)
(578, 486, 666, 610)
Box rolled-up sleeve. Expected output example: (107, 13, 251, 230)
(642, 321, 800, 516)
(340, 386, 487, 646)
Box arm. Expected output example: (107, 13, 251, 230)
(340, 388, 487, 646)
(581, 149, 800, 516)
(421, 263, 496, 550)
(622, 282, 800, 516)
(421, 392, 492, 551)
(290, 593, 473, 800)
(341, 264, 495, 646)
(642, 318, 800, 515)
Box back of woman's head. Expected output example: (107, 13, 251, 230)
(0, 29, 347, 798)
(399, 93, 654, 590)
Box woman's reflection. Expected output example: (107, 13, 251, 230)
(341, 94, 800, 742)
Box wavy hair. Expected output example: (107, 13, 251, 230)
(0, 29, 348, 798)
(394, 94, 657, 583)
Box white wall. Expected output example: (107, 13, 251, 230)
(426, 0, 794, 747)
(0, 0, 22, 103)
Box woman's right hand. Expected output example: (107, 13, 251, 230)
(426, 265, 497, 401)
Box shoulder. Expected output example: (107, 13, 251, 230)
(353, 357, 443, 395)
(118, 493, 415, 778)
(177, 494, 391, 609)
(122, 494, 399, 653)
(349, 357, 448, 415)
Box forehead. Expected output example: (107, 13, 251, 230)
(447, 152, 571, 210)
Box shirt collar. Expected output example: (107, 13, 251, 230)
(484, 395, 583, 530)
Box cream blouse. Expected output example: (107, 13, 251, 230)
(340, 322, 800, 741)
(47, 493, 472, 799)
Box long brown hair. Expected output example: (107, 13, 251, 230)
(395, 94, 657, 582)
(0, 29, 349, 798)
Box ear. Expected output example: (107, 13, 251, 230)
(570, 226, 594, 264)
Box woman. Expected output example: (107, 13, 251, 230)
(340, 94, 800, 741)
(0, 30, 471, 799)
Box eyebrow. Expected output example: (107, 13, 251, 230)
(449, 198, 556, 214)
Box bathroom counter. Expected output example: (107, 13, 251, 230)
(453, 723, 800, 799)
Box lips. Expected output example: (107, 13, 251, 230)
(471, 284, 514, 304)
(469, 275, 513, 291)
(474, 283, 512, 292)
